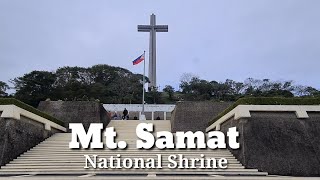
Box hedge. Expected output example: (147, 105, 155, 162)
(0, 98, 65, 127)
(208, 97, 320, 126)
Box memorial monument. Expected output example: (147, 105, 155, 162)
(138, 14, 168, 89)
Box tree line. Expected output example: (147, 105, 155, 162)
(0, 65, 319, 106)
(1, 65, 145, 107)
(171, 73, 320, 102)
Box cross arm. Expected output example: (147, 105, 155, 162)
(154, 25, 168, 32)
(138, 25, 151, 32)
(138, 25, 168, 32)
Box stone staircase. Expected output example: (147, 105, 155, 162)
(0, 120, 267, 177)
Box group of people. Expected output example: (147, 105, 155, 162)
(107, 108, 161, 120)
(108, 108, 137, 120)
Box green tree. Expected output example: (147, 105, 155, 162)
(12, 71, 56, 107)
(179, 75, 313, 101)
(0, 81, 9, 97)
(163, 85, 175, 100)
(146, 87, 163, 104)
(243, 78, 295, 98)
(53, 65, 145, 103)
(304, 86, 320, 97)
(54, 66, 92, 101)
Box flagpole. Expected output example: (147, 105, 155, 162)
(142, 51, 146, 120)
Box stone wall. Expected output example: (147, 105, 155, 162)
(38, 101, 111, 131)
(171, 101, 232, 132)
(220, 111, 320, 176)
(0, 116, 61, 167)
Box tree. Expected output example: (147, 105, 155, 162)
(11, 66, 320, 106)
(178, 75, 317, 101)
(146, 87, 163, 104)
(242, 78, 297, 98)
(12, 71, 56, 107)
(0, 81, 9, 97)
(53, 66, 91, 101)
(11, 65, 146, 106)
(304, 86, 320, 97)
(163, 85, 175, 100)
(179, 73, 199, 94)
(180, 75, 213, 101)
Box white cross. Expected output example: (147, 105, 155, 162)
(138, 14, 168, 89)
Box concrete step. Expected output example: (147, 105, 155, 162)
(39, 141, 216, 145)
(19, 153, 234, 156)
(0, 172, 269, 177)
(31, 145, 232, 149)
(21, 150, 234, 153)
(22, 151, 233, 155)
(0, 166, 254, 171)
(0, 170, 263, 177)
(11, 156, 240, 161)
(0, 170, 268, 176)
(11, 159, 239, 163)
(2, 164, 245, 169)
(0, 168, 258, 172)
(25, 148, 232, 151)
(108, 120, 171, 124)
(24, 149, 232, 156)
(19, 155, 235, 158)
(6, 161, 242, 165)
(9, 160, 240, 164)
(21, 152, 234, 155)
(28, 149, 233, 153)
(29, 147, 227, 150)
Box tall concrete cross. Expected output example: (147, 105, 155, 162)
(138, 14, 168, 89)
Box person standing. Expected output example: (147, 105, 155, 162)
(123, 108, 128, 120)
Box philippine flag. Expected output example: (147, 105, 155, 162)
(132, 53, 145, 65)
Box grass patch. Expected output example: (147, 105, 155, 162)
(208, 97, 320, 126)
(0, 98, 64, 127)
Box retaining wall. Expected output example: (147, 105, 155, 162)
(0, 115, 62, 167)
(38, 101, 111, 131)
(171, 101, 232, 132)
(219, 111, 320, 176)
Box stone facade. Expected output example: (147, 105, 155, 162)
(0, 115, 61, 167)
(219, 111, 320, 176)
(171, 101, 232, 132)
(38, 101, 111, 131)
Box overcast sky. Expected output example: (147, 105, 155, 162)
(1, 0, 319, 91)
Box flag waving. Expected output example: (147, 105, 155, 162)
(132, 53, 145, 65)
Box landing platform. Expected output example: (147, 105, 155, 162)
(0, 174, 318, 180)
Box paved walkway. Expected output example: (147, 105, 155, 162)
(0, 174, 319, 180)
